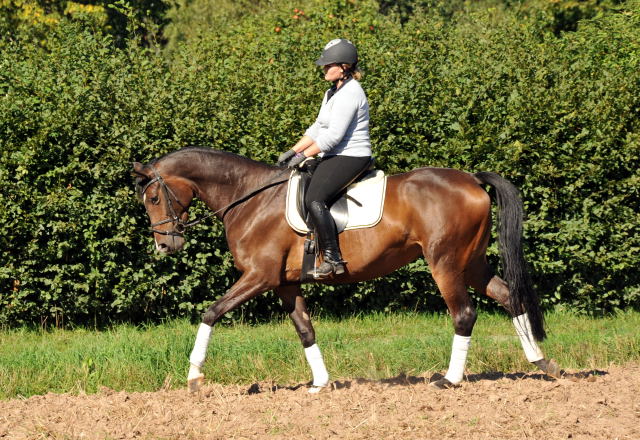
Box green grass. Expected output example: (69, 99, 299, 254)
(1, 310, 638, 399)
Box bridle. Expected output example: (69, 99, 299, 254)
(140, 166, 196, 236)
(140, 165, 290, 237)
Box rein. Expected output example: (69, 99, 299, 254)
(141, 166, 290, 236)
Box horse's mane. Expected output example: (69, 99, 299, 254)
(153, 146, 273, 170)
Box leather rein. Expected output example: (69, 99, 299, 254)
(140, 165, 290, 237)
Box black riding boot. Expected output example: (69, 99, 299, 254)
(308, 201, 345, 279)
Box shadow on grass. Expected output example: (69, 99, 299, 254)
(244, 369, 609, 394)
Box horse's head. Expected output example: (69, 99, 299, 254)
(132, 161, 195, 254)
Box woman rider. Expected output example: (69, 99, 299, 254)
(278, 39, 372, 279)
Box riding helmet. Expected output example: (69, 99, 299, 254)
(315, 39, 358, 66)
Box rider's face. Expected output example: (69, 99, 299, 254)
(323, 63, 344, 82)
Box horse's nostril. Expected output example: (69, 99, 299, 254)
(156, 242, 169, 252)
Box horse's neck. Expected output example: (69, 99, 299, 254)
(187, 155, 279, 214)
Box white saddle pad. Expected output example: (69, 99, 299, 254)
(285, 170, 387, 234)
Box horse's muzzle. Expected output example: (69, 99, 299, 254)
(154, 234, 185, 254)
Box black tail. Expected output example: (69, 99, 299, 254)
(474, 172, 546, 341)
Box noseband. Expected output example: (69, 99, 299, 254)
(140, 167, 199, 237)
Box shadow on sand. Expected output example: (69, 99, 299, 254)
(245, 368, 608, 395)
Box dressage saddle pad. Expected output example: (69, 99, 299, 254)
(285, 169, 387, 234)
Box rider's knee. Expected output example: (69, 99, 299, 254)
(307, 199, 327, 214)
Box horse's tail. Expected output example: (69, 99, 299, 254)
(474, 172, 546, 341)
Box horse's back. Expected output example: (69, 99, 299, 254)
(387, 167, 490, 217)
(380, 168, 491, 259)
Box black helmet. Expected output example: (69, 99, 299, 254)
(315, 39, 358, 66)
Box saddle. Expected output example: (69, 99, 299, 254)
(284, 159, 387, 281)
(286, 159, 386, 233)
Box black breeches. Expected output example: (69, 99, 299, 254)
(304, 155, 371, 209)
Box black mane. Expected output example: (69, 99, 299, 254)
(155, 146, 274, 171)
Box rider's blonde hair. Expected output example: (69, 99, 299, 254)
(343, 64, 362, 81)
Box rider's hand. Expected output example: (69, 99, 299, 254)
(287, 153, 307, 169)
(277, 149, 295, 166)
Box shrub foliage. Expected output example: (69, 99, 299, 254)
(1, 0, 639, 326)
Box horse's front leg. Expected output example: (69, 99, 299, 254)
(276, 285, 329, 393)
(187, 272, 273, 392)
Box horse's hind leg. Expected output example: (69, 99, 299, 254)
(430, 267, 477, 388)
(466, 259, 560, 378)
(276, 285, 329, 392)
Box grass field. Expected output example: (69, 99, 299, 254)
(1, 310, 638, 399)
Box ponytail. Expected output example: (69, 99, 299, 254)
(342, 63, 363, 81)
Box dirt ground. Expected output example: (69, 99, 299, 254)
(1, 363, 639, 440)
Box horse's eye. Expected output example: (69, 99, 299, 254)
(150, 196, 160, 205)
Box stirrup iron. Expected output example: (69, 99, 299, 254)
(313, 253, 345, 279)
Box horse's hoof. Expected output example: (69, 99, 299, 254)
(430, 378, 459, 389)
(534, 358, 562, 379)
(544, 358, 562, 379)
(187, 374, 204, 393)
(307, 382, 332, 394)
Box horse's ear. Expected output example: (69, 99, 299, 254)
(132, 161, 147, 178)
(132, 162, 150, 202)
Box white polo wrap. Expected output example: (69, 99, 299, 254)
(304, 343, 329, 387)
(444, 334, 471, 384)
(189, 323, 213, 368)
(513, 313, 544, 362)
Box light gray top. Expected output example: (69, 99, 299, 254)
(304, 79, 371, 157)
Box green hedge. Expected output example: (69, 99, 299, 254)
(1, 0, 638, 327)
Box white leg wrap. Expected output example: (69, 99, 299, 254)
(188, 363, 203, 381)
(513, 313, 544, 363)
(304, 344, 329, 387)
(189, 323, 212, 368)
(444, 334, 471, 384)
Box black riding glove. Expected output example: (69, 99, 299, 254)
(277, 149, 295, 166)
(287, 153, 307, 169)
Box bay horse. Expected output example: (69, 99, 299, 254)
(132, 147, 559, 392)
